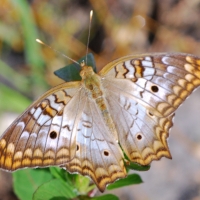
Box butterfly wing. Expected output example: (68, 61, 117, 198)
(64, 94, 126, 192)
(104, 90, 173, 165)
(0, 82, 83, 170)
(100, 53, 200, 117)
(0, 79, 126, 191)
(99, 53, 200, 165)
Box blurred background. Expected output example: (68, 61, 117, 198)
(0, 0, 200, 199)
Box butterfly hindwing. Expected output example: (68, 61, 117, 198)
(104, 88, 173, 165)
(64, 94, 126, 192)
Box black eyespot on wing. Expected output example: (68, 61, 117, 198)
(50, 131, 57, 139)
(151, 85, 159, 93)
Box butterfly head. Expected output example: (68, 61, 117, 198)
(80, 60, 95, 79)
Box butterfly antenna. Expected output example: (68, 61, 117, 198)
(85, 10, 93, 65)
(36, 39, 79, 65)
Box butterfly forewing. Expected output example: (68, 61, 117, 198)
(100, 53, 200, 117)
(0, 82, 81, 170)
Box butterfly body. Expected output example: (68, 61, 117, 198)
(1, 53, 200, 191)
(81, 64, 119, 141)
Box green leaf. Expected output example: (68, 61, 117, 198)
(33, 179, 78, 200)
(13, 168, 54, 200)
(107, 174, 143, 190)
(74, 174, 95, 194)
(49, 167, 67, 182)
(49, 167, 93, 193)
(91, 194, 119, 200)
(54, 53, 96, 82)
(125, 162, 150, 171)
